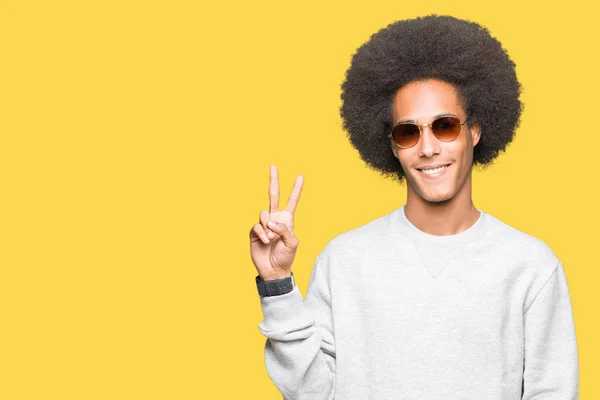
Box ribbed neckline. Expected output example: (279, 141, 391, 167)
(390, 204, 489, 244)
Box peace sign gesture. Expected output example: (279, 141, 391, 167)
(249, 165, 304, 281)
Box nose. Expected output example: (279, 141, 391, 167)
(417, 124, 441, 157)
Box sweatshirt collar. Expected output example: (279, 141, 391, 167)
(391, 204, 489, 244)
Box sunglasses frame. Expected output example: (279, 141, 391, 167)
(387, 115, 469, 149)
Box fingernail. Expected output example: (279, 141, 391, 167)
(268, 220, 276, 228)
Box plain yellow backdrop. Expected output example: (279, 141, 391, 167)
(1, 0, 598, 398)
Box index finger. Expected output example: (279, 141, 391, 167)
(269, 164, 279, 214)
(285, 175, 304, 214)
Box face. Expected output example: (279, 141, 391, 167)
(390, 79, 481, 204)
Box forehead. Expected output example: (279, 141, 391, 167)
(392, 79, 465, 123)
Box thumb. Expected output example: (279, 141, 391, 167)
(267, 220, 296, 245)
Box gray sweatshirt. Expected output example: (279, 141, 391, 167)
(258, 205, 579, 400)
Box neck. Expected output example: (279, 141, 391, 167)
(404, 173, 479, 236)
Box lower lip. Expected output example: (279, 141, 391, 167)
(417, 165, 451, 179)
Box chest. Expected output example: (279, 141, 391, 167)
(330, 244, 527, 352)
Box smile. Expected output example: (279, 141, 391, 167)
(417, 164, 450, 178)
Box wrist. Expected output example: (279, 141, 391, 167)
(256, 272, 295, 297)
(260, 271, 292, 281)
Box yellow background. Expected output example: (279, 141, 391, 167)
(1, 0, 598, 398)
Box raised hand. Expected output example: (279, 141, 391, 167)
(250, 165, 304, 281)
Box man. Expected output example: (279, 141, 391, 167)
(249, 14, 579, 400)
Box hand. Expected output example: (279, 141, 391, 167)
(249, 165, 303, 281)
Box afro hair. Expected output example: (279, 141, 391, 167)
(339, 14, 523, 184)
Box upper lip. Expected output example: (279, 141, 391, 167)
(416, 163, 451, 170)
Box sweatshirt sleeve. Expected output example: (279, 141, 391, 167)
(257, 256, 335, 400)
(522, 261, 579, 400)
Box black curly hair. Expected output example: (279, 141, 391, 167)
(339, 14, 523, 184)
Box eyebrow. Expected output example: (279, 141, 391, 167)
(393, 112, 458, 126)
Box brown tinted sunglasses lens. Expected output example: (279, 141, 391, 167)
(391, 124, 420, 148)
(432, 116, 462, 141)
(391, 116, 462, 148)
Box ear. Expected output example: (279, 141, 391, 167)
(390, 138, 399, 159)
(469, 122, 481, 147)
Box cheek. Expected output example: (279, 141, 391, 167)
(396, 150, 417, 168)
(397, 157, 414, 176)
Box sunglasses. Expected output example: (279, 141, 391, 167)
(388, 115, 468, 149)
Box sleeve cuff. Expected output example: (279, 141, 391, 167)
(258, 285, 313, 334)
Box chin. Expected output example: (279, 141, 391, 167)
(422, 195, 453, 204)
(418, 188, 455, 203)
(406, 172, 456, 203)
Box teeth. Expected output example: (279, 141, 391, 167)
(420, 165, 449, 175)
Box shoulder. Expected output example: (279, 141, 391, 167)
(485, 212, 560, 269)
(484, 212, 561, 303)
(316, 209, 394, 264)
